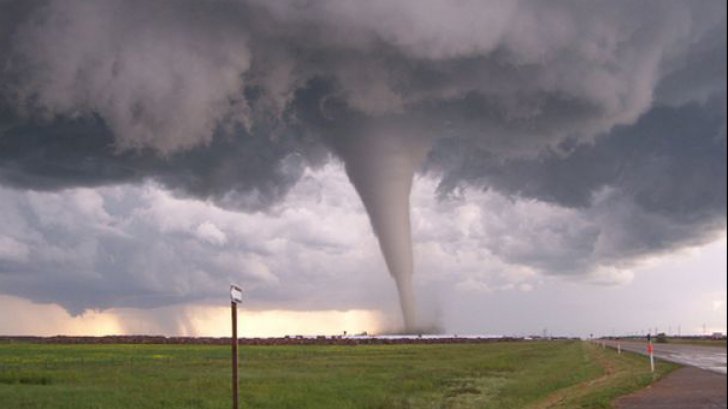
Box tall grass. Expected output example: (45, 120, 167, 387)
(0, 341, 675, 409)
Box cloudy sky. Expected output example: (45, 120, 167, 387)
(0, 0, 725, 337)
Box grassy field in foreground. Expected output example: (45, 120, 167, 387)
(0, 341, 676, 409)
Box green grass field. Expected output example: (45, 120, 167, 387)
(0, 341, 676, 409)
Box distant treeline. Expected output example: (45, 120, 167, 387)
(0, 335, 576, 346)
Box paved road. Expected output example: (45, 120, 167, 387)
(601, 340, 727, 374)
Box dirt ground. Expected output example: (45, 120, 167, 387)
(614, 366, 727, 409)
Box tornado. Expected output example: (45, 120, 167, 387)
(327, 128, 431, 332)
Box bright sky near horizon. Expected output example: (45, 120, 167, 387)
(0, 1, 725, 338)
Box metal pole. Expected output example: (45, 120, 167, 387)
(232, 301, 239, 409)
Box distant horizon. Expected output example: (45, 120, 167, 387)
(0, 331, 726, 340)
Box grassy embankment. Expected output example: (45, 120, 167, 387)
(0, 340, 676, 409)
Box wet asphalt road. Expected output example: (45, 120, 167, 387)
(601, 340, 727, 375)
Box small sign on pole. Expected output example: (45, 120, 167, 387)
(231, 285, 243, 304)
(230, 284, 243, 409)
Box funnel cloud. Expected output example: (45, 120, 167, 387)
(329, 127, 432, 330)
(0, 1, 725, 331)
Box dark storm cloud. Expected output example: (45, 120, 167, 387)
(431, 100, 726, 213)
(0, 0, 725, 314)
(429, 101, 726, 274)
(4, 0, 723, 153)
(0, 109, 317, 210)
